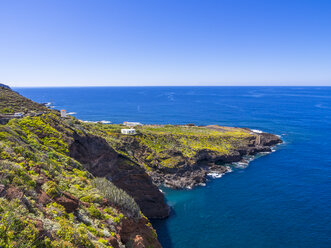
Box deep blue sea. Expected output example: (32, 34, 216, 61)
(15, 87, 331, 248)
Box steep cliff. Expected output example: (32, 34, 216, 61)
(69, 133, 169, 219)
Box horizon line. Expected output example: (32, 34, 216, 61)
(11, 84, 331, 88)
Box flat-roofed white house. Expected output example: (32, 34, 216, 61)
(13, 112, 24, 118)
(123, 121, 142, 127)
(121, 128, 137, 135)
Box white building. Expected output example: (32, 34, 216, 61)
(60, 109, 67, 118)
(13, 112, 23, 118)
(123, 121, 142, 127)
(121, 129, 137, 135)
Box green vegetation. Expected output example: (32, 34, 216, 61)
(83, 123, 254, 170)
(0, 88, 153, 248)
(0, 113, 129, 247)
(0, 199, 42, 248)
(0, 86, 49, 115)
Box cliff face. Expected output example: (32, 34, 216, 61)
(69, 133, 170, 219)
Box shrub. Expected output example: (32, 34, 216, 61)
(87, 204, 105, 219)
(42, 181, 61, 198)
(1, 107, 14, 114)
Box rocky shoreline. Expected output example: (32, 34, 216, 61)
(81, 122, 283, 219)
(149, 132, 282, 189)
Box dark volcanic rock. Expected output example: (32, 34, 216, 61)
(55, 192, 80, 213)
(69, 133, 170, 219)
(148, 131, 282, 189)
(259, 133, 282, 146)
(118, 217, 162, 248)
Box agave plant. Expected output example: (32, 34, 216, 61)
(92, 177, 141, 219)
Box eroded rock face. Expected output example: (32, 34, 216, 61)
(68, 134, 118, 175)
(259, 133, 282, 146)
(69, 133, 170, 219)
(110, 159, 170, 218)
(118, 217, 162, 248)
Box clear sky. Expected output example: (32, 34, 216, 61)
(0, 0, 331, 87)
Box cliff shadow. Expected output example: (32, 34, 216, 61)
(151, 208, 176, 248)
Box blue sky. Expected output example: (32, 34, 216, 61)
(0, 0, 330, 87)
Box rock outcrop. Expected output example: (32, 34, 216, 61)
(118, 217, 161, 248)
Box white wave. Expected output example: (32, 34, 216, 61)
(243, 155, 254, 162)
(315, 103, 331, 109)
(207, 172, 224, 179)
(233, 162, 249, 169)
(99, 120, 111, 124)
(79, 120, 111, 124)
(207, 166, 232, 179)
(260, 151, 272, 154)
(245, 94, 265, 98)
(67, 112, 77, 115)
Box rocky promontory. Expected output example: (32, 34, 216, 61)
(85, 123, 282, 190)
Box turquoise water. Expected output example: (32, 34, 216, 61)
(15, 87, 331, 248)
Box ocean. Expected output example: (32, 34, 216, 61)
(15, 86, 331, 248)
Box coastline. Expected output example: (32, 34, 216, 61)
(148, 130, 282, 190)
(0, 85, 283, 247)
(77, 120, 283, 190)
